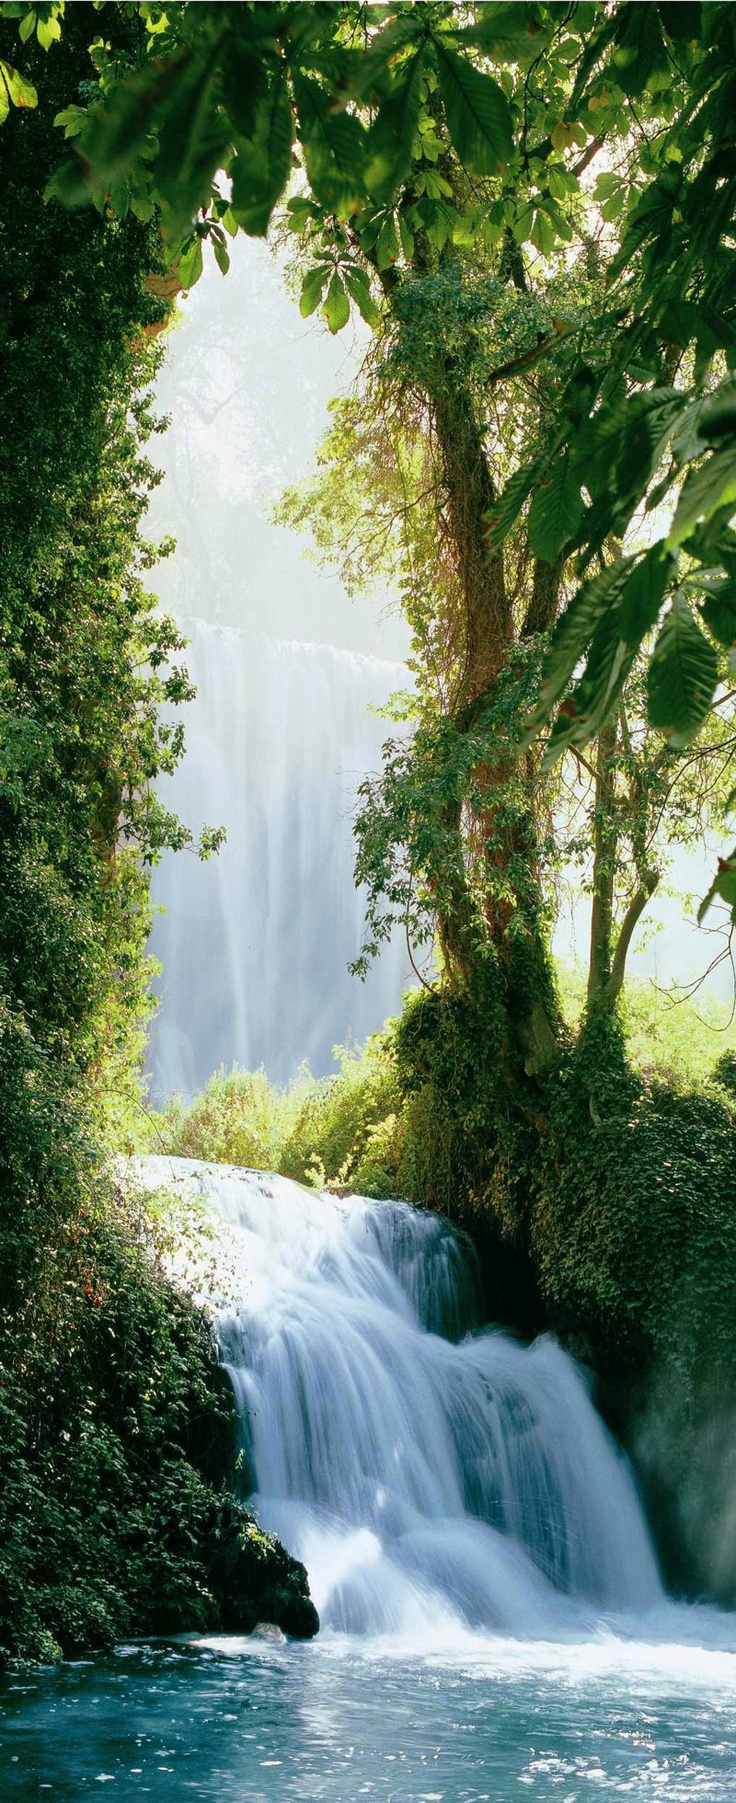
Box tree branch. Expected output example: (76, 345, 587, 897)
(571, 133, 606, 178)
(605, 871, 660, 1007)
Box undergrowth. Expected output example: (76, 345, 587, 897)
(139, 968, 736, 1198)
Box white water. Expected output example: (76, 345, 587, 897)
(136, 1157, 663, 1644)
(147, 621, 412, 1098)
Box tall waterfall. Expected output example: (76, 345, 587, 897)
(138, 1158, 663, 1641)
(147, 618, 412, 1099)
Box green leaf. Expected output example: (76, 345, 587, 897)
(483, 461, 540, 553)
(48, 54, 189, 203)
(343, 267, 381, 328)
(365, 50, 428, 205)
(220, 39, 265, 139)
(433, 41, 513, 175)
(658, 2, 702, 42)
(299, 263, 330, 318)
(668, 444, 736, 548)
(534, 557, 635, 721)
(177, 236, 204, 290)
(612, 2, 668, 96)
(698, 378, 736, 444)
(0, 58, 37, 122)
(647, 595, 720, 746)
(527, 451, 585, 560)
(212, 235, 230, 276)
(398, 211, 414, 261)
(617, 545, 674, 647)
(455, 7, 552, 67)
(19, 11, 35, 44)
(699, 582, 736, 650)
(529, 207, 555, 257)
(285, 195, 314, 234)
(425, 199, 457, 251)
(322, 271, 350, 335)
(542, 609, 635, 767)
(659, 300, 736, 384)
(376, 211, 399, 272)
(53, 104, 88, 140)
(698, 846, 736, 924)
(36, 12, 60, 49)
(154, 49, 229, 238)
(293, 70, 366, 216)
(230, 74, 293, 236)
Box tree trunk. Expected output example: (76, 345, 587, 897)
(587, 722, 618, 1005)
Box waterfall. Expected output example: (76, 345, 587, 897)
(136, 1157, 663, 1641)
(147, 618, 412, 1099)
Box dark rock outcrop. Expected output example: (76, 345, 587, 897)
(206, 1496, 319, 1639)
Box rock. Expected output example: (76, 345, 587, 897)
(251, 1622, 286, 1642)
(205, 1496, 319, 1640)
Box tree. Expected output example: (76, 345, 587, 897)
(5, 0, 733, 943)
(274, 12, 733, 1067)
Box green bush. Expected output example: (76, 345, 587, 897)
(157, 1066, 305, 1171)
(151, 1040, 405, 1196)
(279, 1039, 403, 1192)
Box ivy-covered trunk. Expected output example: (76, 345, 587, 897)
(386, 261, 563, 1074)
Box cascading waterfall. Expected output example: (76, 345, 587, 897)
(147, 619, 412, 1101)
(137, 1157, 663, 1642)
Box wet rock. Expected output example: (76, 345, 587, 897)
(251, 1622, 286, 1643)
(206, 1496, 319, 1639)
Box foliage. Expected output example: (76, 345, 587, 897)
(0, 9, 224, 1171)
(149, 961, 736, 1192)
(281, 273, 732, 1038)
(3, 2, 522, 307)
(0, 13, 317, 1666)
(279, 1040, 404, 1195)
(154, 1064, 313, 1172)
(530, 1019, 736, 1598)
(0, 1164, 318, 1665)
(5, 0, 736, 904)
(559, 964, 736, 1091)
(152, 1042, 405, 1200)
(5, 0, 735, 933)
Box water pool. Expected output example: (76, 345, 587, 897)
(5, 1620, 736, 1803)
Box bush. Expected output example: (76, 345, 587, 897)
(151, 1040, 406, 1196)
(157, 1066, 304, 1170)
